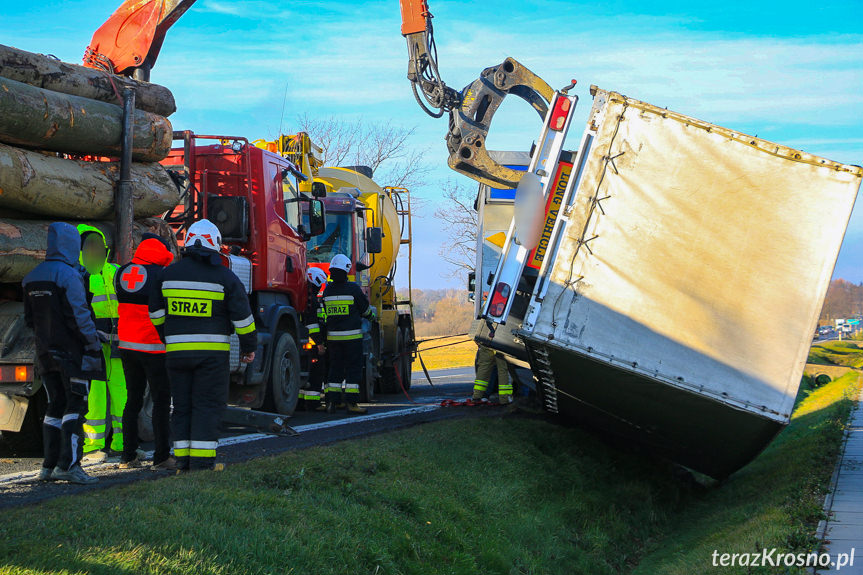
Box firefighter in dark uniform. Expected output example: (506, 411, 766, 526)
(23, 222, 104, 484)
(322, 254, 375, 414)
(148, 220, 257, 471)
(299, 267, 328, 410)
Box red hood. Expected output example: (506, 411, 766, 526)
(132, 238, 174, 266)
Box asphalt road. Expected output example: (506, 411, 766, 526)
(0, 367, 484, 508)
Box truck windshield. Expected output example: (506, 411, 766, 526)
(305, 212, 353, 263)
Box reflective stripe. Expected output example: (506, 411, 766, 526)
(235, 321, 256, 335)
(119, 340, 166, 352)
(303, 391, 322, 399)
(165, 334, 230, 344)
(85, 419, 107, 426)
(323, 295, 354, 304)
(91, 294, 119, 304)
(174, 448, 190, 457)
(85, 431, 106, 440)
(232, 314, 255, 330)
(166, 342, 230, 352)
(44, 416, 62, 429)
(162, 281, 224, 293)
(149, 309, 166, 320)
(190, 440, 218, 449)
(162, 289, 224, 301)
(174, 440, 191, 449)
(326, 383, 343, 391)
(306, 323, 320, 333)
(190, 448, 216, 458)
(473, 380, 488, 391)
(151, 316, 166, 326)
(344, 384, 360, 393)
(327, 328, 363, 341)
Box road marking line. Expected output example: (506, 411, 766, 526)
(0, 405, 440, 486)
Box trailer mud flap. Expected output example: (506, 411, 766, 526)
(0, 393, 28, 432)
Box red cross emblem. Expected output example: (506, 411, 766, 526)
(121, 265, 147, 292)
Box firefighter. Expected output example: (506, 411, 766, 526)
(472, 345, 513, 404)
(23, 222, 104, 484)
(299, 267, 328, 410)
(149, 219, 257, 471)
(321, 254, 376, 414)
(115, 235, 175, 469)
(77, 224, 127, 461)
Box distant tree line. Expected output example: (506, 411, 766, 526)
(413, 289, 474, 337)
(820, 279, 863, 320)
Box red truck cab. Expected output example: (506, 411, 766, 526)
(161, 131, 325, 415)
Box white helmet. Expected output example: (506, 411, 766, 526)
(329, 254, 351, 274)
(306, 267, 328, 288)
(186, 219, 221, 252)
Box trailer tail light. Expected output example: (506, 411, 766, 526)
(549, 97, 572, 131)
(488, 282, 512, 318)
(0, 365, 33, 383)
(303, 342, 314, 350)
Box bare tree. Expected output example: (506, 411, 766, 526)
(294, 115, 431, 190)
(434, 179, 478, 278)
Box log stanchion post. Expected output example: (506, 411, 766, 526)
(116, 87, 136, 265)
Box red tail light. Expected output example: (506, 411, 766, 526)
(488, 282, 511, 317)
(549, 97, 572, 131)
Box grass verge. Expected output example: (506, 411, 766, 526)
(414, 335, 475, 371)
(808, 340, 863, 368)
(0, 373, 858, 575)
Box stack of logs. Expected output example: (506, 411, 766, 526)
(0, 44, 181, 282)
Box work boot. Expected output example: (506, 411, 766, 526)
(119, 457, 142, 469)
(347, 403, 368, 415)
(498, 395, 514, 405)
(325, 402, 336, 414)
(37, 467, 56, 482)
(315, 402, 328, 412)
(52, 465, 99, 485)
(153, 457, 177, 471)
(82, 450, 107, 464)
(471, 389, 485, 401)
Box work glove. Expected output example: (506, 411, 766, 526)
(366, 307, 378, 322)
(96, 330, 110, 344)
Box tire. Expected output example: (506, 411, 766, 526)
(399, 326, 413, 392)
(268, 331, 301, 416)
(0, 385, 47, 455)
(381, 327, 409, 394)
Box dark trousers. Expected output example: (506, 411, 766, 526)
(166, 354, 229, 470)
(41, 368, 88, 472)
(326, 339, 362, 403)
(121, 349, 172, 464)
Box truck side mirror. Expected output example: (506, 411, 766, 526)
(468, 271, 476, 293)
(306, 199, 326, 238)
(366, 227, 383, 254)
(312, 181, 327, 198)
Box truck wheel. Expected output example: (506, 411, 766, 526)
(399, 326, 413, 392)
(382, 327, 409, 394)
(269, 331, 300, 416)
(0, 386, 46, 455)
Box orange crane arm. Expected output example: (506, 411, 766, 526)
(83, 0, 196, 81)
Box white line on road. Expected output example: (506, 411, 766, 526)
(0, 405, 439, 486)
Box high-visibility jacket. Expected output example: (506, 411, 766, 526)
(115, 238, 174, 353)
(148, 246, 257, 356)
(77, 225, 119, 334)
(320, 280, 373, 341)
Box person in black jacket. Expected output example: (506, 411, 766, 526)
(148, 220, 257, 471)
(321, 254, 375, 414)
(23, 222, 105, 485)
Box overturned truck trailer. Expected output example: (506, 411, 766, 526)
(485, 87, 862, 479)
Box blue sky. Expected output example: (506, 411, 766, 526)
(3, 0, 862, 289)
